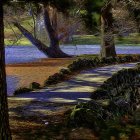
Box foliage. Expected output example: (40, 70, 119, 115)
(68, 64, 140, 139)
(59, 68, 71, 75)
(14, 87, 32, 95)
(29, 82, 41, 89)
(91, 67, 140, 101)
(44, 72, 66, 85)
(81, 0, 105, 33)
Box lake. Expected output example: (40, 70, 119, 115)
(5, 45, 140, 64)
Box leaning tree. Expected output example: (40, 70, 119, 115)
(11, 0, 75, 58)
(0, 0, 12, 139)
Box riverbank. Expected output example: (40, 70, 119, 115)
(5, 34, 140, 46)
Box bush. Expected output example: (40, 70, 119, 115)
(14, 87, 32, 95)
(100, 57, 117, 65)
(69, 101, 107, 128)
(123, 55, 134, 62)
(44, 72, 65, 86)
(30, 82, 41, 89)
(44, 55, 140, 86)
(91, 65, 140, 107)
(91, 89, 109, 100)
(59, 68, 71, 75)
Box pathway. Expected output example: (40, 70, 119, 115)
(9, 62, 138, 104)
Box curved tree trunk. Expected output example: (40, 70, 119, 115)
(100, 2, 116, 58)
(0, 1, 12, 139)
(43, 7, 71, 58)
(14, 7, 71, 58)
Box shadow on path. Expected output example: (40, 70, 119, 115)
(8, 62, 137, 104)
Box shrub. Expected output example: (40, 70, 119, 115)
(69, 101, 107, 129)
(30, 82, 41, 89)
(44, 72, 65, 86)
(44, 55, 140, 87)
(59, 68, 71, 75)
(123, 55, 134, 62)
(91, 89, 109, 99)
(91, 65, 140, 107)
(100, 57, 117, 65)
(14, 87, 32, 95)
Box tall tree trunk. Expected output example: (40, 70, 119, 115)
(100, 2, 116, 58)
(0, 1, 12, 139)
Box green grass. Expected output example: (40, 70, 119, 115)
(4, 17, 34, 46)
(71, 34, 140, 46)
(5, 38, 32, 46)
(71, 35, 101, 45)
(4, 16, 140, 46)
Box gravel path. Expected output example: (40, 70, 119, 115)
(9, 62, 138, 104)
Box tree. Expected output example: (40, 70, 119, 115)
(100, 1, 116, 57)
(12, 0, 75, 58)
(81, 0, 116, 58)
(125, 0, 140, 32)
(0, 0, 12, 139)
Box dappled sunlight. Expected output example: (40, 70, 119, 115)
(8, 97, 36, 101)
(10, 62, 138, 105)
(47, 98, 76, 103)
(51, 85, 96, 92)
(74, 75, 109, 83)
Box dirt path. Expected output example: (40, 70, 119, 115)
(9, 62, 137, 104)
(8, 62, 140, 140)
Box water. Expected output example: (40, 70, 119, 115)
(5, 45, 140, 64)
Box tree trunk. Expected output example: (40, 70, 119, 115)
(13, 22, 50, 55)
(100, 3, 116, 58)
(14, 7, 71, 58)
(43, 7, 71, 58)
(0, 1, 12, 139)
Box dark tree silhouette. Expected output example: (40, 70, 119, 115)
(0, 0, 12, 139)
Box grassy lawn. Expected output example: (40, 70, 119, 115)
(72, 34, 140, 46)
(5, 34, 140, 46)
(4, 17, 34, 46)
(4, 19, 140, 46)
